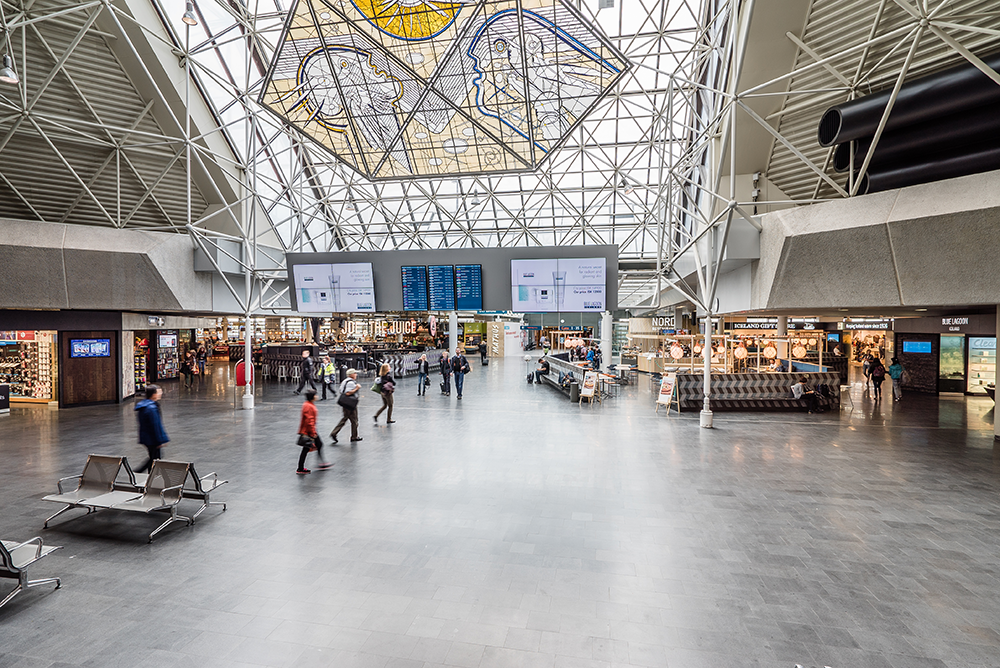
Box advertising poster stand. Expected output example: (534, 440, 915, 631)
(580, 371, 600, 404)
(655, 372, 679, 415)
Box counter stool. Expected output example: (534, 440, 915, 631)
(290, 366, 301, 383)
(261, 363, 271, 380)
(277, 364, 288, 382)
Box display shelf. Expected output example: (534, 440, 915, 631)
(968, 337, 996, 394)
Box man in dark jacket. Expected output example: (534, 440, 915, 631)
(450, 347, 470, 400)
(135, 385, 169, 473)
(478, 340, 487, 364)
(294, 349, 316, 395)
(439, 350, 451, 396)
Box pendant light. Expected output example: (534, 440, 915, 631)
(182, 1, 198, 26)
(0, 54, 17, 85)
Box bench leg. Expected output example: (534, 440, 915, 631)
(191, 499, 226, 522)
(43, 504, 81, 529)
(148, 508, 193, 542)
(0, 584, 22, 609)
(26, 577, 61, 591)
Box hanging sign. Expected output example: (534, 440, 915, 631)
(655, 372, 679, 415)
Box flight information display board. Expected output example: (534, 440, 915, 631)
(428, 265, 456, 311)
(455, 264, 483, 311)
(401, 266, 429, 311)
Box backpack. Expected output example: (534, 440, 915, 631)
(872, 365, 885, 378)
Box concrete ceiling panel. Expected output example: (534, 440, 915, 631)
(63, 249, 182, 311)
(767, 225, 901, 310)
(0, 246, 69, 309)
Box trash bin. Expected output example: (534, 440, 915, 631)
(338, 364, 347, 383)
(569, 381, 580, 402)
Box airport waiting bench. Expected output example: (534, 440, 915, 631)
(0, 537, 61, 610)
(42, 455, 227, 542)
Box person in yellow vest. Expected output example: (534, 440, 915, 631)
(318, 355, 337, 401)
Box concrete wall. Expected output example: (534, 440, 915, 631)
(0, 219, 212, 313)
(740, 169, 1000, 312)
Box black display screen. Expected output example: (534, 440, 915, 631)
(401, 266, 429, 311)
(428, 265, 456, 311)
(455, 264, 483, 311)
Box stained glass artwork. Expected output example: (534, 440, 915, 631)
(259, 0, 629, 179)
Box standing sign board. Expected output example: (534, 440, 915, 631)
(0, 384, 9, 414)
(655, 372, 679, 415)
(579, 371, 600, 404)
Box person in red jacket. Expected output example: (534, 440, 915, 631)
(297, 389, 332, 475)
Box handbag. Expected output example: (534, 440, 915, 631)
(424, 376, 431, 387)
(338, 391, 359, 409)
(296, 434, 314, 447)
(383, 381, 395, 394)
(370, 379, 383, 394)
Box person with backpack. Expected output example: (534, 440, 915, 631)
(373, 363, 396, 424)
(450, 347, 471, 400)
(135, 384, 169, 474)
(870, 357, 887, 401)
(330, 369, 362, 443)
(888, 357, 905, 401)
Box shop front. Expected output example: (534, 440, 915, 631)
(837, 319, 894, 386)
(894, 314, 996, 394)
(0, 330, 58, 404)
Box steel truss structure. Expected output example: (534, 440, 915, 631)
(0, 0, 997, 325)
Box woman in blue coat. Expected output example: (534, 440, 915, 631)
(135, 384, 169, 473)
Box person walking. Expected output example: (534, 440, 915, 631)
(870, 357, 887, 401)
(373, 363, 396, 424)
(134, 385, 168, 473)
(296, 389, 332, 475)
(450, 347, 470, 400)
(541, 335, 550, 356)
(181, 351, 196, 388)
(888, 357, 905, 401)
(196, 345, 207, 377)
(416, 354, 430, 396)
(439, 350, 452, 396)
(319, 355, 337, 401)
(293, 349, 316, 395)
(478, 340, 488, 365)
(331, 368, 362, 443)
(862, 354, 873, 390)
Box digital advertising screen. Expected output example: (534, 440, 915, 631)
(292, 262, 376, 312)
(70, 339, 111, 358)
(903, 340, 933, 354)
(157, 333, 177, 348)
(428, 265, 456, 311)
(401, 266, 429, 311)
(455, 264, 483, 311)
(510, 258, 606, 312)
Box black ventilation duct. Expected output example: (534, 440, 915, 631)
(817, 51, 1000, 147)
(859, 144, 1000, 195)
(832, 104, 1000, 173)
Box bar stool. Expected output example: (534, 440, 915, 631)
(261, 363, 271, 380)
(290, 366, 301, 383)
(277, 364, 288, 382)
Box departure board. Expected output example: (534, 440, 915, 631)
(400, 266, 429, 311)
(428, 265, 456, 311)
(455, 264, 483, 311)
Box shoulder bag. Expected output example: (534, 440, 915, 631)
(296, 434, 314, 447)
(338, 391, 359, 409)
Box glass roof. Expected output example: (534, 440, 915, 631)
(158, 0, 707, 305)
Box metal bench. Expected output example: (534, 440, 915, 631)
(113, 459, 227, 522)
(45, 460, 194, 542)
(0, 537, 61, 609)
(42, 454, 126, 528)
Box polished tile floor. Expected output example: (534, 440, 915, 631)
(1, 359, 998, 668)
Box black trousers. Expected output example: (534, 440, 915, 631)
(296, 373, 316, 393)
(136, 444, 161, 473)
(297, 435, 323, 470)
(321, 381, 335, 400)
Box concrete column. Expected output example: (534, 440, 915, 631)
(600, 311, 612, 367)
(776, 316, 789, 370)
(449, 311, 458, 356)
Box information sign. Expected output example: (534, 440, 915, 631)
(428, 265, 456, 310)
(455, 264, 483, 311)
(401, 266, 429, 311)
(580, 371, 599, 403)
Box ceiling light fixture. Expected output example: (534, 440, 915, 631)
(915, 308, 927, 312)
(0, 54, 17, 85)
(182, 1, 198, 26)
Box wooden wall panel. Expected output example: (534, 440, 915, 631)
(60, 331, 119, 407)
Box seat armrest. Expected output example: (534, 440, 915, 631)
(13, 536, 44, 559)
(200, 472, 218, 486)
(158, 484, 186, 506)
(57, 475, 82, 494)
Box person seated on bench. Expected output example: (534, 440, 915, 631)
(791, 377, 821, 413)
(535, 358, 550, 384)
(560, 371, 575, 390)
